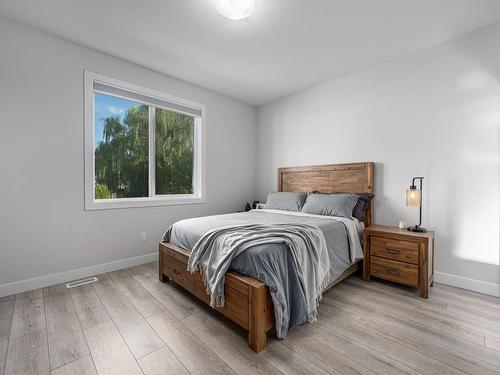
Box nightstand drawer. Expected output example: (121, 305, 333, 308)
(370, 236, 419, 264)
(370, 256, 418, 287)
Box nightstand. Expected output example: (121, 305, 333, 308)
(363, 225, 435, 298)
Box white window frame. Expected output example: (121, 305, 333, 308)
(84, 70, 205, 210)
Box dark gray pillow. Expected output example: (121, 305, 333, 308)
(264, 192, 308, 212)
(301, 193, 358, 219)
(352, 193, 374, 222)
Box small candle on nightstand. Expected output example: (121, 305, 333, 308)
(399, 220, 407, 229)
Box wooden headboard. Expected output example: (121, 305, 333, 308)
(277, 162, 374, 227)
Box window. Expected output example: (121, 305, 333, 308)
(84, 71, 204, 210)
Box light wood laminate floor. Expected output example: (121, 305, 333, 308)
(1, 262, 500, 375)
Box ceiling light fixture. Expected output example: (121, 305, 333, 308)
(213, 0, 255, 20)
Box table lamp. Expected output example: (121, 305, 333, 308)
(406, 176, 426, 232)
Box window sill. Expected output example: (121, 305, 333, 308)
(84, 196, 206, 211)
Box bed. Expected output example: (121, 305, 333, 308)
(158, 162, 374, 352)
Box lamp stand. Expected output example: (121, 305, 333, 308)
(407, 177, 426, 233)
(407, 225, 427, 233)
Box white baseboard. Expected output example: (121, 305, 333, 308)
(434, 271, 500, 298)
(3, 255, 498, 299)
(0, 252, 157, 298)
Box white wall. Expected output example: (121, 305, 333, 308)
(2, 17, 499, 298)
(257, 25, 500, 295)
(0, 19, 256, 295)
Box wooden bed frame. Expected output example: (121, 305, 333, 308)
(159, 162, 374, 352)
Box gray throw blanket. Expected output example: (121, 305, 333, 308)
(186, 223, 333, 323)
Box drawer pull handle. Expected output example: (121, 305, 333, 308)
(385, 247, 401, 255)
(172, 269, 181, 275)
(384, 267, 400, 274)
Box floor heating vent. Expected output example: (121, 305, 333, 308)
(65, 277, 98, 289)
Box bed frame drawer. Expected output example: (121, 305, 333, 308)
(162, 255, 194, 293)
(370, 236, 419, 264)
(370, 256, 418, 287)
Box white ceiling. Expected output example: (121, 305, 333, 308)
(2, 0, 500, 105)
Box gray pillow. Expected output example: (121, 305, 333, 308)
(264, 192, 308, 212)
(301, 193, 358, 219)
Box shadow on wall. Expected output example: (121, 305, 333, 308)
(449, 33, 500, 269)
(373, 163, 400, 226)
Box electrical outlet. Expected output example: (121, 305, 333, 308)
(140, 232, 147, 242)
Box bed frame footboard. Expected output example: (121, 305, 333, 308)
(159, 242, 273, 352)
(159, 241, 358, 352)
(247, 279, 268, 351)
